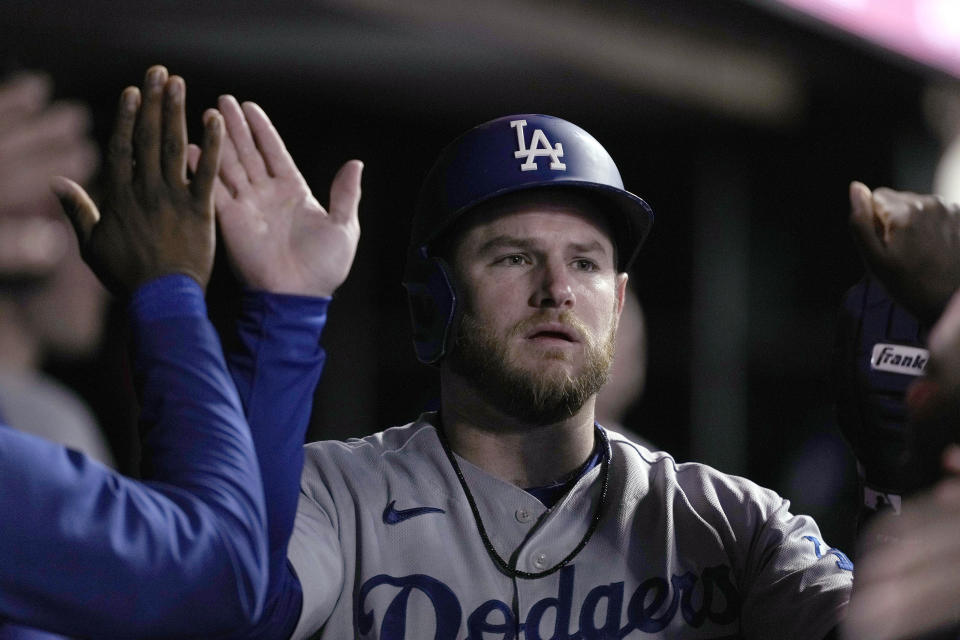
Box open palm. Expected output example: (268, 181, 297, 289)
(191, 96, 361, 297)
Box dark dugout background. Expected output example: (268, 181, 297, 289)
(3, 0, 956, 553)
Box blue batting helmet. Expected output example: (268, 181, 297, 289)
(403, 114, 654, 364)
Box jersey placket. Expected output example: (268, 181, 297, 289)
(456, 452, 606, 639)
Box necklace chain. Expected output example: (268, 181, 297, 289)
(435, 420, 611, 580)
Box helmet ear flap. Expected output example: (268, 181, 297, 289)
(403, 255, 459, 364)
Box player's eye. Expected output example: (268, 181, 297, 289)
(572, 258, 599, 272)
(495, 254, 529, 266)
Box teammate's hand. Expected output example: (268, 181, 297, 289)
(50, 66, 222, 295)
(188, 95, 361, 297)
(849, 181, 960, 325)
(0, 71, 98, 278)
(842, 448, 960, 640)
(0, 71, 98, 213)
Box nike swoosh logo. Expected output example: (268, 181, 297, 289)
(382, 500, 445, 525)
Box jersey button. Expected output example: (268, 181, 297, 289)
(533, 552, 548, 569)
(515, 508, 532, 523)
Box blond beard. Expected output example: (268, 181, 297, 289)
(448, 308, 617, 425)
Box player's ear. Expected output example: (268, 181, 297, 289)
(615, 273, 628, 317)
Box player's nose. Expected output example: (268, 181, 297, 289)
(530, 259, 575, 309)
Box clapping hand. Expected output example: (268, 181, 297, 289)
(188, 95, 362, 297)
(51, 65, 222, 295)
(849, 182, 960, 326)
(0, 71, 98, 278)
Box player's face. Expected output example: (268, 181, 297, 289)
(447, 193, 627, 424)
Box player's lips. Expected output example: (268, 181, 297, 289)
(524, 323, 581, 343)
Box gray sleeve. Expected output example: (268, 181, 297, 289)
(738, 497, 852, 640)
(287, 470, 346, 639)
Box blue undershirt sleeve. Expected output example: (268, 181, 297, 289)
(224, 288, 330, 639)
(0, 275, 268, 639)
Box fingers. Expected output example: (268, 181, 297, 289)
(187, 143, 200, 175)
(869, 187, 945, 244)
(0, 214, 70, 277)
(161, 75, 188, 188)
(50, 176, 99, 247)
(0, 101, 91, 159)
(133, 65, 168, 188)
(0, 78, 99, 211)
(190, 111, 224, 206)
(214, 112, 248, 198)
(0, 141, 99, 213)
(328, 159, 363, 226)
(943, 445, 960, 475)
(849, 181, 887, 263)
(0, 72, 51, 132)
(242, 101, 297, 177)
(189, 141, 234, 209)
(107, 86, 141, 187)
(218, 94, 268, 184)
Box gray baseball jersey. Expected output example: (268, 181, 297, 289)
(288, 414, 852, 639)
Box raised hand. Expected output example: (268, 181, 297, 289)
(0, 71, 98, 212)
(190, 95, 361, 297)
(0, 71, 99, 278)
(51, 65, 223, 295)
(849, 181, 960, 325)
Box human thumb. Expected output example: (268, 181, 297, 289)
(50, 175, 99, 247)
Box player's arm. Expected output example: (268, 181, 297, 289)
(841, 287, 960, 640)
(734, 489, 852, 640)
(187, 96, 362, 636)
(839, 183, 960, 638)
(844, 183, 960, 512)
(0, 276, 266, 637)
(0, 66, 268, 637)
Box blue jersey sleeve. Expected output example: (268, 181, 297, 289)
(225, 288, 330, 638)
(0, 275, 268, 639)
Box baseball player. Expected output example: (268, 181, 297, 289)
(0, 67, 270, 638)
(842, 284, 960, 639)
(4, 68, 954, 638)
(0, 70, 112, 468)
(838, 184, 960, 640)
(199, 105, 855, 639)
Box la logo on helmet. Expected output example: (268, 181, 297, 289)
(510, 119, 566, 171)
